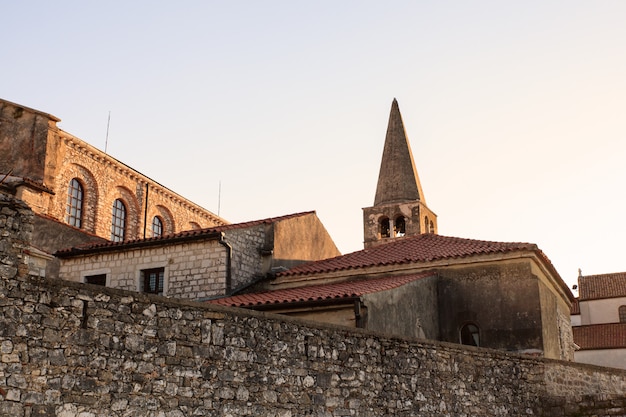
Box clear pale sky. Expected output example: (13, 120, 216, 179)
(5, 2, 626, 291)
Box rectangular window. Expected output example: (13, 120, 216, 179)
(141, 267, 165, 295)
(85, 274, 106, 286)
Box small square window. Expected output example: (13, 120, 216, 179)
(85, 274, 106, 286)
(141, 268, 165, 295)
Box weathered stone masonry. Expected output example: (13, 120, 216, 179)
(2, 275, 626, 417)
(3, 196, 626, 417)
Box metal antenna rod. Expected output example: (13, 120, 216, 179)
(104, 111, 111, 154)
(218, 180, 222, 216)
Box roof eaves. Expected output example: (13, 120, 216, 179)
(55, 230, 223, 257)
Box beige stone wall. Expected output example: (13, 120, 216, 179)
(59, 239, 228, 299)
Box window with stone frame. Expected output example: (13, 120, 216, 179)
(65, 178, 84, 228)
(141, 267, 165, 295)
(85, 274, 106, 286)
(619, 305, 626, 323)
(152, 216, 163, 237)
(111, 199, 126, 242)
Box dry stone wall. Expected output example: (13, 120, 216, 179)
(1, 274, 626, 416)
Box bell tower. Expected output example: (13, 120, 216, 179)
(362, 99, 437, 248)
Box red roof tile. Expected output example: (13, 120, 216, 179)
(56, 211, 315, 256)
(570, 298, 580, 315)
(579, 272, 626, 301)
(207, 272, 435, 308)
(573, 323, 626, 350)
(279, 233, 538, 277)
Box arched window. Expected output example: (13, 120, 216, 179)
(111, 199, 126, 242)
(152, 216, 163, 237)
(65, 178, 83, 228)
(424, 216, 430, 233)
(394, 216, 406, 237)
(429, 220, 434, 234)
(380, 217, 390, 238)
(619, 305, 626, 323)
(460, 323, 480, 347)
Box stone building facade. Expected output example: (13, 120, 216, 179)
(56, 211, 340, 300)
(0, 98, 227, 250)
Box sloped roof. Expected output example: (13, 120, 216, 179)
(56, 211, 315, 257)
(573, 323, 626, 350)
(279, 233, 539, 277)
(570, 298, 580, 315)
(579, 272, 626, 301)
(207, 272, 435, 308)
(374, 99, 425, 205)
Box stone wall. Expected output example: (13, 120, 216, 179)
(2, 273, 626, 417)
(59, 238, 228, 300)
(0, 194, 33, 280)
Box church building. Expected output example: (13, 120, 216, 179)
(210, 99, 576, 360)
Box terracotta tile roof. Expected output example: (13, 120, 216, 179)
(55, 211, 315, 257)
(207, 272, 435, 308)
(578, 272, 626, 301)
(573, 323, 626, 350)
(278, 233, 538, 277)
(570, 298, 580, 315)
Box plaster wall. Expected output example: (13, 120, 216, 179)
(580, 297, 626, 324)
(272, 213, 340, 269)
(574, 348, 626, 370)
(437, 262, 545, 354)
(363, 275, 439, 339)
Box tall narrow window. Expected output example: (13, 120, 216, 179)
(429, 221, 434, 234)
(460, 323, 480, 346)
(152, 216, 163, 237)
(142, 267, 165, 295)
(424, 216, 430, 233)
(394, 216, 406, 237)
(65, 178, 83, 228)
(619, 305, 626, 323)
(111, 199, 126, 242)
(380, 217, 390, 238)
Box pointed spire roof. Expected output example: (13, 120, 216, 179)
(373, 99, 426, 205)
